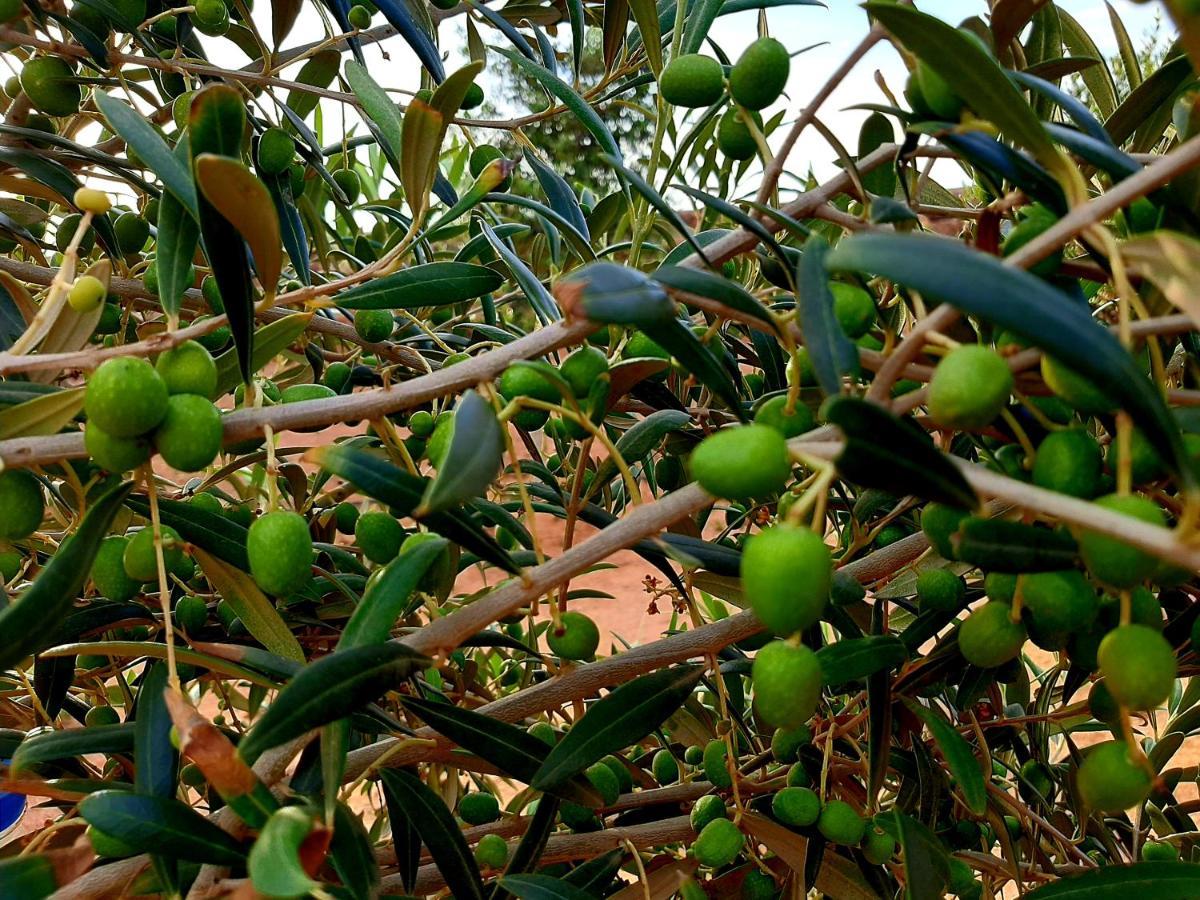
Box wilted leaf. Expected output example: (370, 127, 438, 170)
(195, 154, 283, 302)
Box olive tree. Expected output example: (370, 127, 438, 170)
(3, 0, 1200, 897)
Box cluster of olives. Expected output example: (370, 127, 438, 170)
(683, 729, 895, 883)
(83, 345, 222, 475)
(657, 37, 791, 161)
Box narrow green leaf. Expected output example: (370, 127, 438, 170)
(642, 318, 746, 420)
(156, 191, 200, 322)
(491, 47, 622, 163)
(1023, 862, 1200, 898)
(419, 390, 504, 514)
(133, 662, 177, 798)
(588, 409, 691, 497)
(653, 265, 777, 333)
(78, 791, 245, 864)
(952, 518, 1078, 573)
(378, 769, 485, 900)
(286, 50, 341, 120)
(329, 801, 380, 899)
(816, 635, 907, 684)
(125, 496, 248, 570)
(94, 93, 197, 217)
(0, 387, 84, 440)
(823, 397, 979, 510)
(12, 723, 136, 772)
(339, 537, 449, 648)
(478, 219, 561, 323)
(309, 444, 520, 573)
(533, 665, 703, 789)
(1105, 54, 1193, 147)
(503, 875, 597, 900)
(192, 548, 305, 664)
(680, 0, 722, 55)
(628, 0, 661, 74)
(237, 642, 430, 763)
(0, 481, 132, 673)
(0, 854, 58, 898)
(345, 61, 403, 158)
(402, 696, 603, 807)
(212, 313, 310, 397)
(334, 262, 503, 310)
(890, 812, 950, 900)
(381, 770, 421, 893)
(797, 238, 859, 397)
(866, 2, 1063, 174)
(1057, 8, 1118, 118)
(825, 233, 1194, 489)
(902, 700, 987, 816)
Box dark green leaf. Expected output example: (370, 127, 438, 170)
(890, 812, 949, 900)
(378, 769, 484, 900)
(902, 700, 987, 816)
(382, 770, 421, 894)
(419, 391, 504, 514)
(641, 318, 746, 420)
(816, 635, 907, 684)
(526, 150, 591, 242)
(133, 663, 177, 798)
(213, 313, 310, 398)
(78, 791, 245, 864)
(1105, 54, 1193, 147)
(798, 238, 860, 396)
(1023, 862, 1200, 898)
(822, 397, 979, 510)
(478, 219, 561, 324)
(330, 801, 380, 900)
(310, 444, 520, 573)
(652, 265, 778, 333)
(589, 409, 691, 496)
(345, 61, 402, 159)
(94, 93, 197, 217)
(125, 496, 248, 570)
(865, 2, 1061, 173)
(1057, 9, 1118, 119)
(339, 538, 449, 648)
(11, 722, 136, 773)
(555, 261, 675, 327)
(504, 795, 562, 880)
(502, 875, 597, 900)
(237, 643, 430, 763)
(680, 0, 722, 55)
(0, 481, 133, 672)
(491, 47, 622, 163)
(155, 186, 200, 322)
(952, 518, 1078, 572)
(533, 665, 703, 789)
(402, 696, 602, 807)
(825, 233, 1193, 489)
(0, 854, 58, 899)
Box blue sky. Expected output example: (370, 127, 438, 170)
(713, 0, 1167, 186)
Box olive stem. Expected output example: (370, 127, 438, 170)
(141, 463, 181, 692)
